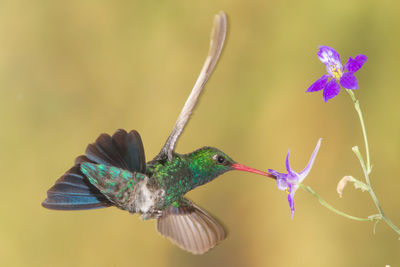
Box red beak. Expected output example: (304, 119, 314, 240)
(232, 163, 275, 179)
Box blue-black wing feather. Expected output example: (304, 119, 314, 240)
(42, 129, 146, 210)
(86, 129, 146, 173)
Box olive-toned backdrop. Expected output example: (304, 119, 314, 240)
(1, 1, 399, 266)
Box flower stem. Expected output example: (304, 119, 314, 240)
(346, 89, 400, 236)
(346, 90, 371, 172)
(299, 184, 371, 222)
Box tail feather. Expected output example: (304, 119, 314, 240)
(42, 164, 112, 210)
(42, 129, 146, 211)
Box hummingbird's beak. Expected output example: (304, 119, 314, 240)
(232, 163, 276, 179)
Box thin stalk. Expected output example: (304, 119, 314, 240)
(299, 184, 371, 222)
(346, 90, 400, 235)
(346, 90, 371, 172)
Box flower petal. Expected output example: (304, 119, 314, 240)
(299, 138, 322, 180)
(285, 151, 292, 173)
(287, 189, 295, 218)
(267, 169, 286, 178)
(268, 169, 289, 191)
(306, 75, 330, 92)
(323, 79, 340, 102)
(345, 54, 368, 73)
(285, 156, 300, 185)
(277, 176, 289, 191)
(317, 46, 343, 74)
(340, 72, 358, 89)
(318, 46, 341, 65)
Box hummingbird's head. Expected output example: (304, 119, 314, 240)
(187, 147, 274, 186)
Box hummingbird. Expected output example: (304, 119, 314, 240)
(42, 11, 274, 254)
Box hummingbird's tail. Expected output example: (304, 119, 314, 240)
(42, 156, 112, 210)
(42, 129, 146, 210)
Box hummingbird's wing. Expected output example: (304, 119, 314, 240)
(159, 11, 228, 161)
(42, 129, 146, 210)
(157, 198, 226, 254)
(80, 162, 144, 211)
(86, 129, 146, 173)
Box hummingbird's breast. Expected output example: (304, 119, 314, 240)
(146, 154, 194, 209)
(129, 176, 165, 219)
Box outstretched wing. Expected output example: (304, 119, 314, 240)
(157, 198, 226, 254)
(158, 11, 228, 161)
(80, 162, 145, 211)
(42, 129, 146, 210)
(86, 129, 146, 173)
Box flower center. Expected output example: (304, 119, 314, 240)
(330, 65, 342, 80)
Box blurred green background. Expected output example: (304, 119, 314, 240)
(1, 0, 400, 266)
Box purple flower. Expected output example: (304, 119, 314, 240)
(268, 139, 322, 217)
(307, 46, 367, 102)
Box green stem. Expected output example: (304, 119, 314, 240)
(346, 90, 371, 172)
(299, 184, 371, 222)
(346, 90, 400, 236)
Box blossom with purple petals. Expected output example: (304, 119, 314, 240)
(268, 139, 322, 217)
(307, 46, 367, 102)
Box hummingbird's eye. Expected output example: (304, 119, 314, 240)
(212, 154, 227, 165)
(218, 156, 225, 164)
(214, 155, 225, 164)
